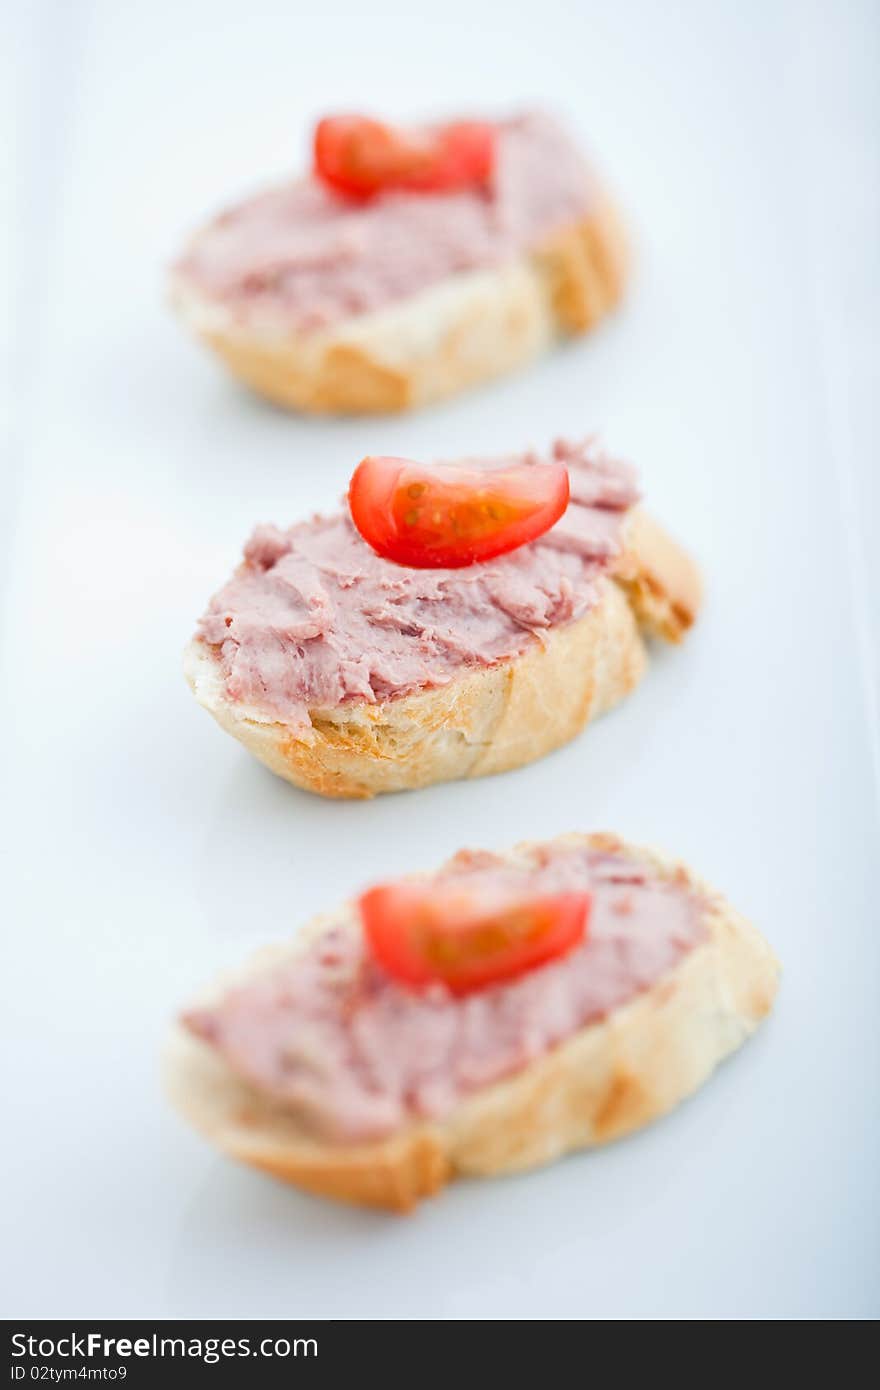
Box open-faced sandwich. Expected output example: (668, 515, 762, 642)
(171, 112, 627, 413)
(167, 833, 779, 1211)
(184, 437, 701, 798)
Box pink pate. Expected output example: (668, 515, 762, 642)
(194, 438, 640, 734)
(185, 840, 708, 1142)
(174, 113, 596, 333)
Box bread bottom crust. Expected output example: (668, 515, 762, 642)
(172, 196, 627, 414)
(166, 835, 780, 1211)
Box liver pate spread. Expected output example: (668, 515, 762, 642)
(185, 840, 708, 1142)
(174, 113, 595, 332)
(195, 439, 639, 733)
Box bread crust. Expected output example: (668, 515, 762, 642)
(616, 509, 703, 644)
(171, 196, 627, 414)
(184, 510, 700, 799)
(165, 834, 779, 1211)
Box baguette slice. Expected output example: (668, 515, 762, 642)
(171, 195, 626, 415)
(184, 509, 701, 800)
(166, 833, 779, 1212)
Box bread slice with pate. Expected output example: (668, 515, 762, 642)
(166, 833, 779, 1212)
(184, 438, 701, 799)
(170, 113, 627, 414)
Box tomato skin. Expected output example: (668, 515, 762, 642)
(314, 116, 495, 198)
(424, 122, 495, 190)
(359, 882, 590, 996)
(348, 455, 570, 569)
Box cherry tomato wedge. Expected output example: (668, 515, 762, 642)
(359, 881, 591, 996)
(314, 115, 495, 198)
(348, 455, 570, 568)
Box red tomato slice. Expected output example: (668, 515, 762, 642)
(359, 881, 591, 996)
(348, 455, 570, 568)
(314, 115, 495, 198)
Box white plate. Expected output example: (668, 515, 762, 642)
(3, 0, 878, 1318)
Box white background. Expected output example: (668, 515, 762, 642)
(3, 0, 878, 1320)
